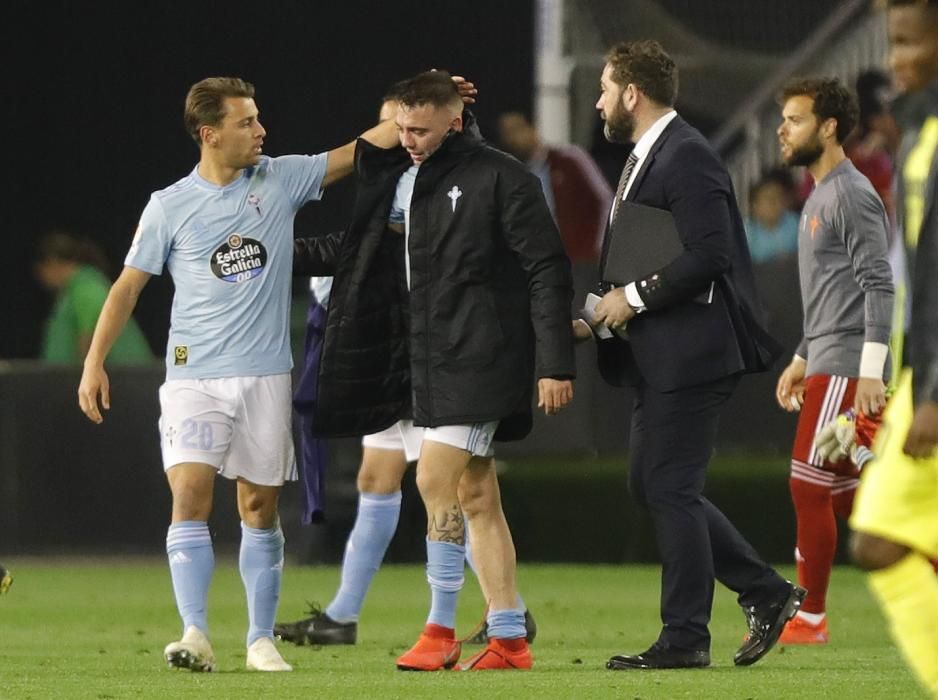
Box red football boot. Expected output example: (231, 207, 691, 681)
(459, 637, 532, 670)
(779, 615, 829, 645)
(396, 624, 461, 671)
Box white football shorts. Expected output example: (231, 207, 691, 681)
(362, 418, 497, 462)
(158, 373, 297, 486)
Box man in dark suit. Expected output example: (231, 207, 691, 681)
(580, 39, 805, 670)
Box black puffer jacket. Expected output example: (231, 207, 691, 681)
(294, 115, 575, 440)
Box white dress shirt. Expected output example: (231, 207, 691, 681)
(615, 110, 678, 311)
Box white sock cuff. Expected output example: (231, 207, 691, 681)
(359, 491, 403, 508)
(166, 521, 211, 549)
(427, 574, 465, 592)
(240, 522, 284, 548)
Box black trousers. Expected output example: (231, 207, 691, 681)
(628, 373, 788, 651)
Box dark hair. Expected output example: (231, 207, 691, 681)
(36, 231, 111, 276)
(605, 40, 678, 107)
(383, 80, 406, 105)
(396, 71, 462, 112)
(184, 77, 255, 144)
(780, 77, 859, 143)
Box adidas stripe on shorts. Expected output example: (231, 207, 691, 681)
(362, 419, 497, 462)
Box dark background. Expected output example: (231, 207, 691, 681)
(8, 0, 537, 359)
(4, 2, 811, 563)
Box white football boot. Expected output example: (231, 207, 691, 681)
(164, 625, 216, 672)
(246, 637, 293, 672)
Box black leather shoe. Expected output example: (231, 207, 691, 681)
(274, 604, 357, 646)
(734, 583, 807, 666)
(607, 642, 710, 670)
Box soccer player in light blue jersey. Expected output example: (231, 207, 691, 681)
(77, 76, 410, 673)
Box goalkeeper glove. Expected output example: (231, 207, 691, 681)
(815, 409, 857, 464)
(814, 407, 883, 471)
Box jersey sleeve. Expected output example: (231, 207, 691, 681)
(270, 153, 328, 209)
(841, 186, 895, 345)
(124, 194, 172, 275)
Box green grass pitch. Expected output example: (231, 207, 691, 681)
(0, 560, 925, 699)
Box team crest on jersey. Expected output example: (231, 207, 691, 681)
(174, 346, 188, 366)
(247, 193, 262, 216)
(210, 233, 268, 283)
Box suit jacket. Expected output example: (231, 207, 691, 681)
(598, 116, 780, 390)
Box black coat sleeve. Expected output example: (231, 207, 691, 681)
(293, 230, 345, 277)
(637, 140, 733, 311)
(497, 170, 577, 380)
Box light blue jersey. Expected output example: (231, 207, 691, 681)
(389, 164, 417, 225)
(391, 164, 418, 288)
(126, 154, 328, 379)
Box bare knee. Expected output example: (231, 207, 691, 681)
(167, 463, 216, 522)
(850, 531, 910, 571)
(415, 442, 472, 535)
(237, 481, 281, 529)
(357, 448, 408, 494)
(458, 459, 500, 520)
(415, 463, 448, 502)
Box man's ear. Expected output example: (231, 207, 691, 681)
(623, 83, 638, 111)
(200, 125, 218, 147)
(451, 113, 464, 133)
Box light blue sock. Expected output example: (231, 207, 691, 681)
(486, 607, 526, 640)
(166, 521, 214, 634)
(426, 538, 465, 629)
(463, 523, 527, 612)
(239, 522, 285, 646)
(326, 491, 402, 623)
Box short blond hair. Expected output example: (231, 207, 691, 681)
(184, 77, 255, 144)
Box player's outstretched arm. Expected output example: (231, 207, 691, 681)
(78, 266, 151, 424)
(321, 74, 478, 187)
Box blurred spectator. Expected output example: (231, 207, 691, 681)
(497, 111, 612, 263)
(844, 69, 900, 217)
(745, 170, 800, 263)
(34, 231, 153, 364)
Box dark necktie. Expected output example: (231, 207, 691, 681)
(611, 151, 639, 226)
(599, 151, 640, 292)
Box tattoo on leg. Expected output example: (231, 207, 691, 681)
(428, 505, 465, 545)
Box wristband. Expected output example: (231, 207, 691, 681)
(859, 342, 888, 379)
